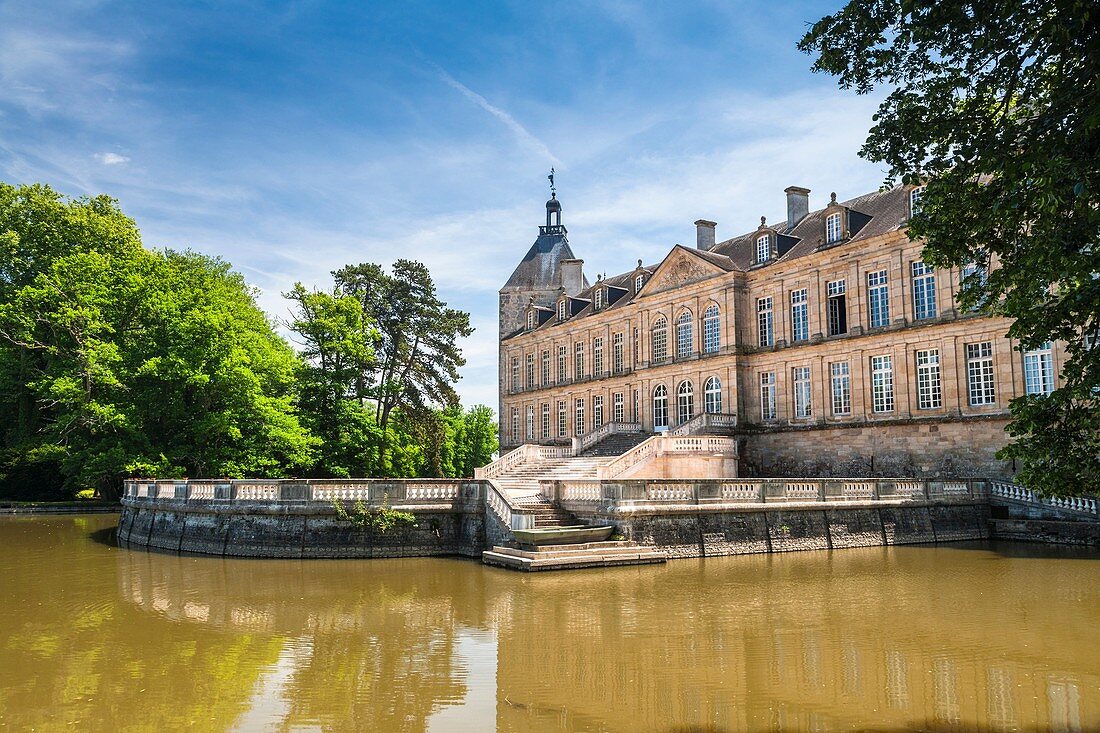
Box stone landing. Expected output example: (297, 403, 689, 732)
(482, 541, 667, 572)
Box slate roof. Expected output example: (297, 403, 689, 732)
(504, 184, 913, 339)
(501, 230, 585, 291)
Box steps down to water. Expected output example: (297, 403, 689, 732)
(580, 431, 652, 457)
(482, 541, 667, 572)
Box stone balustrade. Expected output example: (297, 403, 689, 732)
(669, 412, 737, 436)
(123, 478, 483, 506)
(572, 421, 644, 454)
(989, 481, 1099, 517)
(545, 477, 990, 510)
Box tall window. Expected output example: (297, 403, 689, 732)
(526, 311, 534, 330)
(960, 261, 988, 312)
(704, 376, 722, 414)
(867, 270, 890, 328)
(633, 328, 639, 366)
(612, 332, 624, 373)
(510, 407, 519, 444)
(871, 355, 895, 413)
(1024, 342, 1054, 395)
(826, 212, 842, 243)
(613, 392, 625, 422)
(916, 349, 942, 409)
(574, 342, 585, 380)
(541, 403, 550, 439)
(593, 395, 604, 429)
(652, 385, 669, 429)
(558, 300, 566, 321)
(830, 362, 851, 416)
(526, 406, 534, 441)
(635, 274, 644, 293)
(757, 297, 774, 347)
(594, 289, 603, 310)
(756, 234, 770, 263)
(593, 337, 604, 376)
(525, 354, 534, 389)
(912, 261, 937, 320)
(791, 289, 809, 342)
(511, 357, 520, 391)
(910, 186, 924, 216)
(556, 345, 567, 383)
(760, 372, 777, 421)
(793, 366, 812, 418)
(557, 400, 567, 437)
(574, 398, 585, 436)
(676, 310, 694, 358)
(827, 280, 847, 336)
(967, 342, 996, 405)
(541, 350, 550, 386)
(703, 304, 721, 353)
(651, 316, 669, 361)
(677, 380, 695, 424)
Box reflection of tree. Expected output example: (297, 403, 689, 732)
(277, 593, 466, 732)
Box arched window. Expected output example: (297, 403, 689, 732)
(704, 376, 722, 414)
(756, 234, 770, 263)
(635, 274, 644, 293)
(526, 311, 534, 330)
(677, 380, 694, 425)
(676, 310, 693, 358)
(703, 304, 720, 354)
(558, 300, 566, 321)
(594, 289, 603, 310)
(651, 316, 668, 362)
(652, 384, 668, 429)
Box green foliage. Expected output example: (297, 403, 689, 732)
(287, 264, 492, 479)
(332, 496, 416, 534)
(0, 183, 316, 498)
(74, 488, 96, 500)
(0, 444, 68, 501)
(800, 1, 1100, 497)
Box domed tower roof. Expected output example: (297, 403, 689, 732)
(546, 193, 561, 213)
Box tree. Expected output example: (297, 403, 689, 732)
(0, 183, 315, 498)
(332, 260, 474, 466)
(799, 1, 1100, 496)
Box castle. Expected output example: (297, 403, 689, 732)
(497, 181, 1059, 479)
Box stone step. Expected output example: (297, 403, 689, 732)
(482, 544, 667, 572)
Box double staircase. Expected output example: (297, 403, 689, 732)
(480, 427, 668, 571)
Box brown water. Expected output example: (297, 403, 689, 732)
(0, 515, 1098, 732)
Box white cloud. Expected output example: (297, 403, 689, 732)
(431, 63, 561, 167)
(94, 152, 129, 165)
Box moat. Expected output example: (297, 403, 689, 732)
(2, 514, 1098, 732)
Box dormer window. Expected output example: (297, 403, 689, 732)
(526, 311, 534, 330)
(910, 186, 925, 216)
(557, 300, 566, 322)
(594, 289, 603, 310)
(826, 212, 842, 243)
(634, 274, 644, 293)
(756, 234, 771, 263)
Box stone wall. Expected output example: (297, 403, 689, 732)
(606, 502, 990, 559)
(118, 497, 486, 559)
(739, 416, 1013, 479)
(990, 518, 1100, 547)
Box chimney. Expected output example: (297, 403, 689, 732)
(560, 258, 584, 296)
(785, 186, 811, 230)
(694, 219, 717, 250)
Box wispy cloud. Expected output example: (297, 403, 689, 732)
(94, 152, 129, 165)
(430, 62, 561, 166)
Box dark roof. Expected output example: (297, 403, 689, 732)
(504, 184, 913, 339)
(711, 185, 910, 268)
(502, 230, 582, 291)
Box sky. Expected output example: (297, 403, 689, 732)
(0, 0, 891, 410)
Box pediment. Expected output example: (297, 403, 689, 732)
(639, 247, 728, 296)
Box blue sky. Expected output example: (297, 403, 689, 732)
(0, 0, 888, 409)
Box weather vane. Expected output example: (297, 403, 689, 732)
(548, 167, 556, 196)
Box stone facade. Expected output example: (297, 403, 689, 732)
(499, 184, 1063, 479)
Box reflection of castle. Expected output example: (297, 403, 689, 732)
(115, 543, 1097, 732)
(498, 183, 1062, 478)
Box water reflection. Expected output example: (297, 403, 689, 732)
(1, 515, 1098, 732)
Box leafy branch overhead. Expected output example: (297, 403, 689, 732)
(800, 0, 1100, 496)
